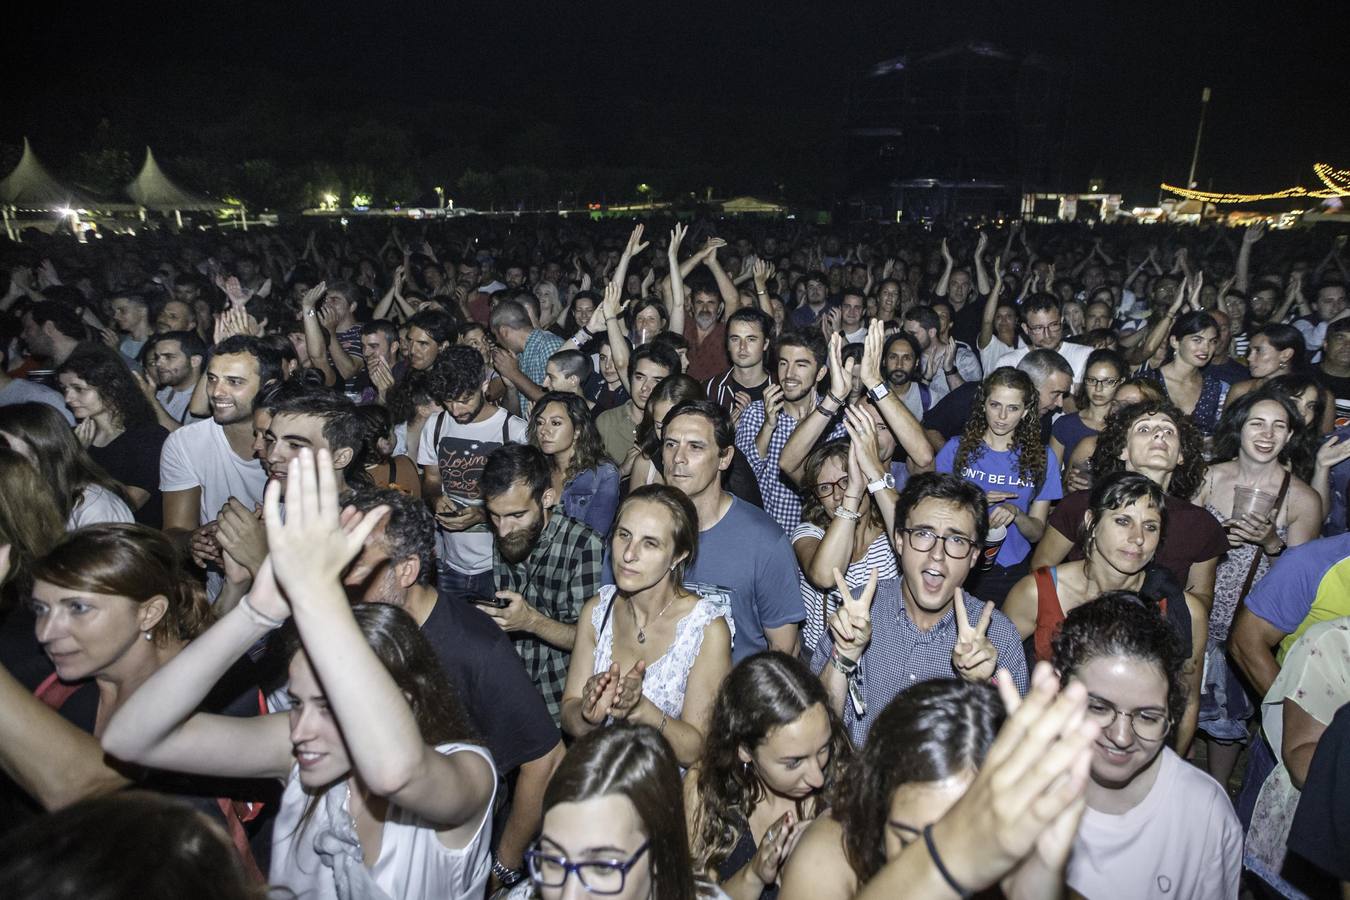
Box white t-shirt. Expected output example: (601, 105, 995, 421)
(67, 484, 135, 529)
(156, 385, 195, 424)
(416, 407, 526, 575)
(979, 336, 1019, 377)
(995, 340, 1093, 386)
(1068, 748, 1242, 900)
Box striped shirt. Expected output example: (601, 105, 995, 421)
(791, 523, 898, 655)
(705, 368, 769, 414)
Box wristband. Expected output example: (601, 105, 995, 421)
(922, 825, 973, 898)
(829, 648, 859, 675)
(238, 595, 285, 631)
(816, 400, 841, 417)
(492, 857, 526, 888)
(833, 504, 862, 521)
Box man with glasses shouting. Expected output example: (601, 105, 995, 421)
(994, 294, 1094, 392)
(811, 472, 1029, 745)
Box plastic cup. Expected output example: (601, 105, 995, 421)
(978, 524, 1008, 572)
(1231, 485, 1277, 520)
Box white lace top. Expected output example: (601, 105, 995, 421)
(590, 585, 734, 720)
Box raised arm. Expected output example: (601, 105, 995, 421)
(973, 231, 991, 296)
(667, 223, 689, 335)
(934, 238, 954, 298)
(704, 242, 740, 313)
(858, 319, 933, 467)
(265, 450, 494, 827)
(978, 257, 1005, 351)
(780, 334, 850, 484)
(1234, 222, 1263, 293)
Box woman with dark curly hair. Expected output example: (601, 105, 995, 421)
(1061, 375, 1166, 492)
(685, 652, 852, 900)
(935, 367, 1062, 607)
(1054, 592, 1242, 900)
(530, 391, 620, 534)
(1189, 390, 1321, 786)
(778, 680, 1004, 900)
(58, 344, 170, 526)
(1033, 400, 1229, 614)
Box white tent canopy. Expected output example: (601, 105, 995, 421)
(126, 147, 224, 212)
(0, 137, 116, 211)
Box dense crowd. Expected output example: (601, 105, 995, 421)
(0, 215, 1348, 899)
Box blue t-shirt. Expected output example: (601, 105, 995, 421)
(1050, 413, 1098, 464)
(936, 437, 1062, 566)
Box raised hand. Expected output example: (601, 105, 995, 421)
(1316, 435, 1350, 471)
(1186, 271, 1204, 311)
(761, 382, 785, 427)
(940, 238, 954, 265)
(623, 224, 650, 261)
(825, 332, 854, 401)
(222, 275, 251, 310)
(131, 369, 159, 402)
(581, 664, 620, 725)
(262, 448, 388, 602)
(752, 257, 774, 292)
(1243, 221, 1267, 245)
(73, 418, 96, 448)
(952, 589, 998, 683)
(859, 319, 885, 391)
(608, 660, 647, 720)
(828, 566, 877, 662)
(700, 236, 727, 260)
(975, 231, 989, 257)
(300, 280, 327, 312)
(842, 404, 884, 481)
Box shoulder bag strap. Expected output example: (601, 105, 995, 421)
(1238, 471, 1292, 601)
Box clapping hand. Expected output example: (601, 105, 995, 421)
(300, 280, 327, 312)
(730, 390, 752, 427)
(951, 589, 998, 683)
(749, 810, 808, 888)
(826, 332, 854, 401)
(608, 660, 647, 720)
(828, 566, 877, 662)
(859, 319, 885, 391)
(368, 354, 396, 395)
(581, 663, 620, 725)
(1316, 435, 1350, 472)
(262, 448, 389, 605)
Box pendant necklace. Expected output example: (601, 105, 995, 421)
(631, 595, 676, 643)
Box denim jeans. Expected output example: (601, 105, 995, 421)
(435, 562, 496, 599)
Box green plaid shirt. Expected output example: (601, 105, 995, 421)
(493, 512, 604, 722)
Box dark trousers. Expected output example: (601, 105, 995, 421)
(435, 562, 496, 599)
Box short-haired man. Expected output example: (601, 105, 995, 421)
(543, 349, 591, 398)
(1316, 317, 1350, 427)
(923, 349, 1073, 451)
(109, 292, 155, 365)
(705, 308, 773, 417)
(355, 318, 404, 404)
(154, 296, 199, 336)
(734, 331, 842, 533)
(789, 271, 832, 330)
(418, 345, 528, 598)
(20, 300, 86, 368)
(491, 299, 564, 417)
(663, 399, 804, 661)
(336, 485, 564, 886)
(160, 335, 278, 600)
(838, 288, 868, 344)
(262, 393, 368, 492)
(1296, 282, 1349, 356)
(928, 298, 984, 384)
(994, 294, 1094, 386)
(812, 472, 1028, 745)
(481, 444, 604, 721)
(140, 330, 206, 430)
(594, 343, 679, 467)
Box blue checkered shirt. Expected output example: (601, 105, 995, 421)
(518, 329, 565, 416)
(734, 399, 845, 534)
(810, 577, 1029, 746)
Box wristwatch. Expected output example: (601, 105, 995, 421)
(492, 856, 526, 888)
(866, 382, 891, 402)
(867, 473, 896, 495)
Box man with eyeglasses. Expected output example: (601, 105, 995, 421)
(994, 294, 1094, 390)
(810, 472, 1028, 745)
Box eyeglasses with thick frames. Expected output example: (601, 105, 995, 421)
(898, 527, 976, 559)
(813, 475, 851, 498)
(1083, 376, 1122, 389)
(1085, 694, 1171, 741)
(525, 840, 650, 894)
(1026, 320, 1063, 336)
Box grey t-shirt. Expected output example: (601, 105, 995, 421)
(0, 378, 75, 424)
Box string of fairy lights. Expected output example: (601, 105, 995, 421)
(1160, 162, 1350, 204)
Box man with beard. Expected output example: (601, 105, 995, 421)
(160, 335, 278, 600)
(901, 307, 965, 407)
(480, 444, 603, 722)
(1316, 317, 1350, 426)
(880, 331, 934, 420)
(789, 271, 832, 330)
(139, 330, 206, 430)
(679, 282, 732, 382)
(734, 331, 844, 533)
(810, 472, 1028, 745)
(339, 485, 564, 888)
(993, 294, 1094, 387)
(418, 345, 528, 598)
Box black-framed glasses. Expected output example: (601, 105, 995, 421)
(1083, 376, 1122, 389)
(1026, 321, 1063, 336)
(813, 475, 851, 498)
(1085, 694, 1171, 741)
(898, 527, 976, 559)
(525, 840, 650, 894)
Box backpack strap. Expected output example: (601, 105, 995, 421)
(917, 382, 932, 415)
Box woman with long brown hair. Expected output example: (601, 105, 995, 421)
(0, 403, 133, 529)
(935, 367, 1062, 607)
(529, 390, 619, 535)
(685, 652, 852, 900)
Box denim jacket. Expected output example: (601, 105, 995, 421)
(562, 462, 620, 536)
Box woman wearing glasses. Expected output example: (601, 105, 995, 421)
(519, 722, 720, 900)
(935, 368, 1062, 608)
(686, 652, 852, 900)
(792, 414, 900, 655)
(1053, 592, 1242, 900)
(1004, 472, 1206, 751)
(1140, 311, 1226, 436)
(1049, 349, 1126, 481)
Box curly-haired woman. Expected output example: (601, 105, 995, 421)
(935, 367, 1062, 607)
(684, 652, 852, 900)
(1032, 399, 1229, 614)
(58, 344, 169, 527)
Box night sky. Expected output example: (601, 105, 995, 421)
(5, 0, 1346, 205)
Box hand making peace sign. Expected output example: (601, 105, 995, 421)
(952, 588, 998, 683)
(828, 566, 877, 663)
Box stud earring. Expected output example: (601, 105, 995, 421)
(142, 631, 153, 641)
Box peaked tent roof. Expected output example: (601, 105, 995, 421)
(126, 147, 224, 211)
(0, 137, 114, 211)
